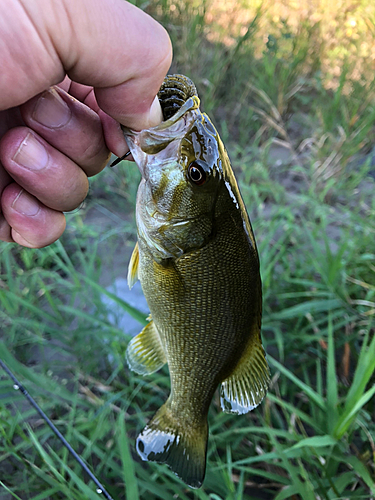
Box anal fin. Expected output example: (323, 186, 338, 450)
(127, 241, 139, 290)
(221, 336, 270, 414)
(126, 319, 166, 375)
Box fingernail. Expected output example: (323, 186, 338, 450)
(13, 133, 49, 170)
(12, 190, 40, 216)
(33, 88, 71, 128)
(148, 96, 163, 128)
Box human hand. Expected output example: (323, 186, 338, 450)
(0, 0, 172, 248)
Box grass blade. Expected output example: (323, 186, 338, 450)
(117, 411, 140, 500)
(326, 315, 338, 435)
(268, 356, 325, 410)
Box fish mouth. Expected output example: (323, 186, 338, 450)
(123, 95, 200, 156)
(113, 76, 200, 167)
(120, 75, 203, 173)
(121, 94, 201, 179)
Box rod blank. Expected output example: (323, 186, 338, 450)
(0, 358, 114, 500)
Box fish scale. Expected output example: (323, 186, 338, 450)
(123, 74, 270, 488)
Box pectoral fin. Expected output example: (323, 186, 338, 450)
(127, 242, 139, 290)
(126, 319, 167, 375)
(220, 335, 270, 414)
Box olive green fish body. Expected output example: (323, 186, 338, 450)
(124, 75, 269, 488)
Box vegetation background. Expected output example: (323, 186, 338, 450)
(1, 0, 374, 498)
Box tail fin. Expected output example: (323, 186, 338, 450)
(136, 400, 208, 488)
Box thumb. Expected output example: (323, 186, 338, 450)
(1, 0, 172, 130)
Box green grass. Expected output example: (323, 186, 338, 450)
(1, 1, 375, 498)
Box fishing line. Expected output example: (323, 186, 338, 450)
(110, 150, 131, 167)
(0, 359, 114, 500)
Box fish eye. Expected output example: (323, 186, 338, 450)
(188, 161, 207, 186)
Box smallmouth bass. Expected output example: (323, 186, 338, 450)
(123, 75, 270, 488)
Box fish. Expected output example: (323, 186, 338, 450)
(122, 74, 270, 489)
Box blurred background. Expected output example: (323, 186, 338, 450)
(0, 0, 374, 498)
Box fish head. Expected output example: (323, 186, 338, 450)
(123, 97, 228, 261)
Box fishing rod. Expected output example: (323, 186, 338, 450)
(0, 358, 114, 500)
(0, 151, 132, 497)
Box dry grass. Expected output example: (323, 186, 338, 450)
(164, 0, 375, 89)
